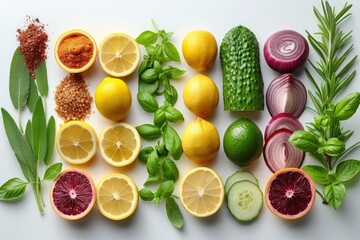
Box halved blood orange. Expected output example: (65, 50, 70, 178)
(50, 169, 96, 220)
(265, 168, 315, 220)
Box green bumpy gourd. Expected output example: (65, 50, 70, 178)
(220, 25, 264, 111)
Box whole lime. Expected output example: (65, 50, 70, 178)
(223, 118, 263, 167)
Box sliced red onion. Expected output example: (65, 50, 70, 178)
(263, 128, 305, 173)
(264, 30, 309, 73)
(264, 113, 304, 140)
(266, 73, 307, 118)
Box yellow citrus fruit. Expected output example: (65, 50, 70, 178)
(183, 74, 219, 118)
(55, 121, 97, 164)
(96, 173, 139, 220)
(179, 167, 224, 217)
(99, 122, 141, 167)
(98, 32, 140, 77)
(182, 117, 220, 164)
(182, 30, 218, 71)
(95, 77, 132, 122)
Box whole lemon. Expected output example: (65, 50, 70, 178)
(182, 30, 218, 72)
(183, 74, 219, 118)
(95, 77, 132, 122)
(182, 117, 220, 164)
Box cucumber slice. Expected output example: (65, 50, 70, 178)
(227, 180, 263, 222)
(225, 170, 259, 194)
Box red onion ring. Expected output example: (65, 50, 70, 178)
(264, 30, 309, 73)
(264, 113, 304, 140)
(266, 73, 307, 118)
(263, 128, 305, 173)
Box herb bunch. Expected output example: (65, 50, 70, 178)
(289, 1, 360, 209)
(135, 21, 185, 228)
(0, 49, 62, 214)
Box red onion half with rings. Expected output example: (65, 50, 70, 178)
(264, 30, 309, 73)
(264, 112, 304, 140)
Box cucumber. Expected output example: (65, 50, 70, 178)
(220, 25, 264, 111)
(225, 170, 259, 195)
(227, 180, 263, 222)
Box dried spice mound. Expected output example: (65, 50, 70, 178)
(55, 74, 93, 122)
(17, 16, 48, 77)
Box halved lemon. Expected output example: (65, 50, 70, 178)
(55, 121, 97, 164)
(99, 123, 141, 167)
(96, 173, 139, 220)
(98, 32, 140, 77)
(179, 167, 224, 217)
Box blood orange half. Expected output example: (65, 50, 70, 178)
(50, 169, 96, 220)
(265, 168, 315, 220)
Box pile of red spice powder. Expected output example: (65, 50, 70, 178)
(17, 16, 48, 77)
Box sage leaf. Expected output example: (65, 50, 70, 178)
(27, 78, 39, 112)
(164, 42, 180, 62)
(334, 92, 360, 120)
(9, 48, 31, 110)
(0, 178, 28, 201)
(136, 124, 162, 140)
(302, 165, 330, 185)
(44, 116, 56, 165)
(155, 180, 174, 199)
(335, 160, 360, 182)
(163, 158, 179, 181)
(43, 162, 62, 181)
(324, 183, 346, 209)
(25, 120, 33, 149)
(163, 125, 182, 160)
(139, 188, 154, 201)
(137, 92, 159, 113)
(34, 60, 48, 97)
(139, 146, 155, 163)
(136, 30, 158, 46)
(164, 107, 184, 123)
(165, 197, 184, 229)
(154, 108, 166, 127)
(289, 130, 320, 152)
(32, 98, 47, 162)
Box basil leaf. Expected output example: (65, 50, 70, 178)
(324, 183, 346, 209)
(140, 68, 159, 83)
(163, 125, 183, 160)
(302, 165, 330, 185)
(43, 162, 62, 181)
(168, 67, 186, 79)
(289, 130, 320, 152)
(137, 92, 159, 113)
(139, 188, 154, 201)
(138, 58, 150, 76)
(27, 78, 39, 112)
(138, 79, 159, 94)
(136, 124, 162, 140)
(165, 197, 184, 229)
(334, 92, 360, 120)
(164, 42, 180, 62)
(139, 146, 155, 163)
(163, 158, 179, 181)
(323, 138, 345, 157)
(164, 107, 184, 123)
(145, 45, 157, 56)
(155, 180, 174, 199)
(0, 178, 28, 201)
(144, 176, 161, 186)
(44, 116, 56, 165)
(335, 160, 360, 182)
(154, 108, 166, 127)
(34, 60, 48, 97)
(146, 150, 158, 176)
(32, 97, 47, 162)
(164, 85, 178, 106)
(136, 30, 158, 46)
(10, 48, 31, 110)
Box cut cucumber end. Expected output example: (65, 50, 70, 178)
(225, 170, 259, 195)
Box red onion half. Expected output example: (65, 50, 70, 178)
(263, 128, 305, 173)
(266, 73, 307, 118)
(264, 30, 309, 73)
(264, 113, 304, 140)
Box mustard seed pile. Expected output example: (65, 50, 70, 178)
(55, 74, 92, 122)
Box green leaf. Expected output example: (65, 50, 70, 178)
(9, 48, 31, 110)
(334, 92, 360, 120)
(163, 125, 182, 160)
(140, 68, 159, 83)
(164, 85, 178, 106)
(164, 42, 180, 62)
(138, 146, 155, 163)
(154, 108, 166, 127)
(302, 165, 330, 185)
(144, 176, 161, 186)
(323, 138, 345, 157)
(44, 116, 55, 165)
(27, 78, 39, 112)
(136, 30, 158, 45)
(335, 160, 360, 182)
(168, 68, 186, 79)
(139, 188, 154, 201)
(136, 124, 162, 140)
(0, 178, 28, 201)
(163, 158, 179, 181)
(137, 92, 159, 113)
(32, 98, 47, 162)
(155, 180, 174, 199)
(165, 197, 184, 229)
(324, 183, 346, 209)
(25, 120, 33, 150)
(289, 130, 320, 152)
(34, 61, 48, 97)
(146, 150, 158, 176)
(43, 162, 62, 181)
(164, 107, 184, 123)
(138, 79, 160, 94)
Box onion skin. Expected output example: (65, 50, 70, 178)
(264, 113, 304, 140)
(266, 73, 307, 118)
(264, 30, 309, 73)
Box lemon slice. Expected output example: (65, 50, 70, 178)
(96, 173, 139, 220)
(55, 121, 97, 164)
(179, 167, 224, 217)
(98, 33, 140, 77)
(99, 123, 141, 167)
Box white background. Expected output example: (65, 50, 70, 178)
(1, 0, 360, 239)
